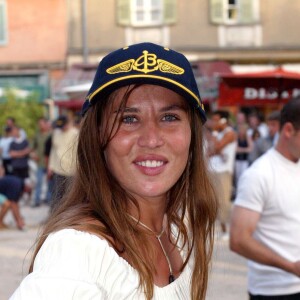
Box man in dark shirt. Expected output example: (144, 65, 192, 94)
(9, 126, 31, 180)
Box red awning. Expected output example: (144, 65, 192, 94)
(218, 68, 300, 107)
(55, 99, 84, 110)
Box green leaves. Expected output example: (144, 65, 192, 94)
(0, 90, 44, 140)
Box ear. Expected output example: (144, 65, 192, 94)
(282, 122, 295, 138)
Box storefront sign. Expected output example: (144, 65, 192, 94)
(244, 88, 300, 100)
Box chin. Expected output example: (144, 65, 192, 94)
(134, 184, 170, 199)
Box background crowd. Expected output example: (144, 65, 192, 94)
(0, 114, 79, 230)
(0, 106, 280, 233)
(204, 107, 280, 240)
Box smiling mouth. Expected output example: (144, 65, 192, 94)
(136, 160, 164, 168)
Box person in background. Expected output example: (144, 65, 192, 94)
(247, 112, 269, 139)
(235, 110, 248, 129)
(6, 117, 27, 139)
(230, 98, 300, 300)
(251, 128, 261, 142)
(0, 126, 14, 174)
(209, 110, 237, 240)
(48, 115, 78, 210)
(31, 117, 51, 207)
(0, 166, 25, 230)
(44, 122, 54, 206)
(9, 126, 31, 180)
(248, 111, 280, 164)
(10, 42, 218, 300)
(235, 123, 253, 186)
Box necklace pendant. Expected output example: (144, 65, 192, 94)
(169, 274, 175, 283)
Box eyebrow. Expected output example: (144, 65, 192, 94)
(113, 104, 187, 114)
(160, 104, 187, 112)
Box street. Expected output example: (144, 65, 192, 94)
(0, 204, 248, 300)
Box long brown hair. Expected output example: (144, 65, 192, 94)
(29, 85, 218, 300)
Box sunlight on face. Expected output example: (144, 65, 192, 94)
(104, 84, 191, 202)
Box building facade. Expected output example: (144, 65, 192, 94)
(62, 0, 300, 112)
(0, 0, 68, 102)
(67, 0, 300, 65)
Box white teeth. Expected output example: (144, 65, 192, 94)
(137, 160, 164, 168)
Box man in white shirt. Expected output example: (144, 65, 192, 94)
(230, 98, 300, 300)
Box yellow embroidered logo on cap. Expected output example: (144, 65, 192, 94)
(106, 50, 184, 75)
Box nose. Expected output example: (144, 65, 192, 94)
(137, 121, 164, 148)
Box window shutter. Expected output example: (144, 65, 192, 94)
(0, 4, 4, 42)
(239, 0, 255, 24)
(163, 0, 177, 25)
(210, 0, 224, 24)
(116, 0, 131, 26)
(0, 1, 7, 44)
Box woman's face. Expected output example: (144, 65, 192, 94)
(104, 84, 191, 202)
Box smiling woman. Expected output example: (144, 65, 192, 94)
(10, 43, 218, 300)
(105, 85, 191, 200)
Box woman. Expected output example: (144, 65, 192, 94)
(10, 43, 218, 300)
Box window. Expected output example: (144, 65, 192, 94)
(227, 0, 238, 23)
(132, 0, 162, 26)
(210, 0, 259, 25)
(0, 0, 8, 45)
(117, 0, 176, 27)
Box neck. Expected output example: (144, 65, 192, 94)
(128, 214, 166, 237)
(127, 196, 167, 233)
(276, 139, 299, 163)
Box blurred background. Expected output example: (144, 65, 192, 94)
(0, 0, 300, 135)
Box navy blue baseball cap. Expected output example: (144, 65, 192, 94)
(81, 42, 206, 123)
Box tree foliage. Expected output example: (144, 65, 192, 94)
(0, 90, 45, 141)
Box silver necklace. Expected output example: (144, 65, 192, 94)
(128, 215, 175, 284)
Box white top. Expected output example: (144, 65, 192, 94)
(49, 127, 78, 176)
(0, 136, 13, 159)
(247, 122, 269, 139)
(209, 126, 237, 174)
(10, 229, 193, 300)
(234, 148, 300, 295)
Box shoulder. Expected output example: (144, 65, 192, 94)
(23, 229, 141, 299)
(235, 151, 274, 211)
(36, 229, 112, 269)
(10, 229, 116, 299)
(9, 140, 17, 147)
(240, 153, 272, 185)
(34, 229, 137, 284)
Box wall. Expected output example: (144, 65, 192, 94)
(261, 0, 300, 47)
(0, 0, 67, 65)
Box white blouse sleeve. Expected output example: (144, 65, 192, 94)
(9, 229, 113, 300)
